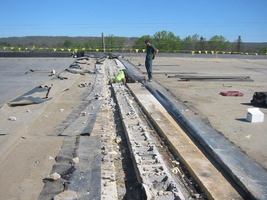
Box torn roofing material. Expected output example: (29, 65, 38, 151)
(8, 85, 52, 107)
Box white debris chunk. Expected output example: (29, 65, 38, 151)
(247, 108, 264, 123)
(8, 116, 17, 121)
(115, 137, 122, 144)
(245, 135, 251, 139)
(51, 69, 56, 75)
(53, 190, 78, 200)
(172, 167, 180, 174)
(49, 172, 61, 181)
(72, 157, 79, 164)
(48, 156, 54, 160)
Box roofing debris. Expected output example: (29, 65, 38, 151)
(220, 91, 244, 96)
(25, 69, 56, 76)
(251, 92, 267, 107)
(8, 85, 52, 107)
(78, 82, 91, 88)
(76, 57, 89, 61)
(53, 190, 78, 200)
(8, 116, 17, 121)
(69, 63, 81, 69)
(56, 73, 68, 80)
(167, 74, 253, 82)
(65, 68, 94, 75)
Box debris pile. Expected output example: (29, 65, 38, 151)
(112, 83, 187, 199)
(251, 92, 267, 107)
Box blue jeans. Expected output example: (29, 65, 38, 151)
(145, 58, 153, 80)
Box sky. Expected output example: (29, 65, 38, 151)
(0, 0, 267, 42)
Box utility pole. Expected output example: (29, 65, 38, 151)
(237, 35, 242, 53)
(200, 36, 205, 51)
(102, 32, 106, 52)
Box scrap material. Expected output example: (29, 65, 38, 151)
(220, 91, 244, 96)
(167, 74, 253, 82)
(251, 92, 267, 107)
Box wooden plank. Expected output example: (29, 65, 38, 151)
(167, 75, 250, 79)
(127, 83, 242, 200)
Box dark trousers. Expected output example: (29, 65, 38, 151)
(145, 58, 153, 80)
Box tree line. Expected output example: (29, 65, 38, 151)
(0, 31, 267, 54)
(133, 31, 260, 53)
(62, 32, 249, 53)
(62, 35, 126, 50)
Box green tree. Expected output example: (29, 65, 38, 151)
(85, 39, 102, 49)
(63, 40, 73, 48)
(259, 47, 267, 54)
(153, 31, 181, 52)
(208, 35, 230, 51)
(105, 35, 126, 50)
(182, 34, 201, 50)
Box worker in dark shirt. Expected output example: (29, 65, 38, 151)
(145, 39, 158, 81)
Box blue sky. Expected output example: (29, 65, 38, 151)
(0, 0, 267, 42)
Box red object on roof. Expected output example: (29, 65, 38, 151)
(220, 91, 244, 96)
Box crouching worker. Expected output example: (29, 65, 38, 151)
(111, 69, 126, 84)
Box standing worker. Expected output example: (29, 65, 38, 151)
(145, 39, 158, 81)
